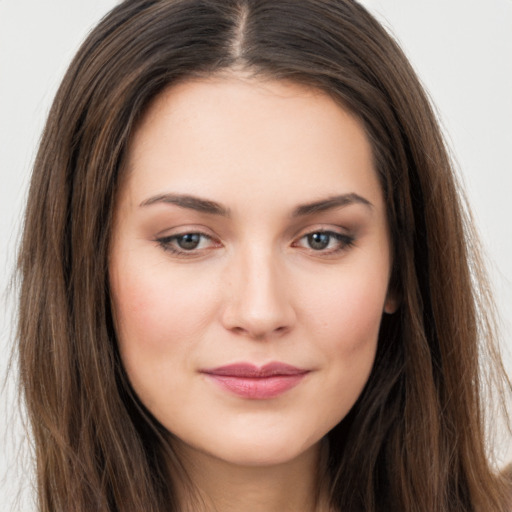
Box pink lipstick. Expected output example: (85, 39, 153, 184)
(201, 362, 309, 399)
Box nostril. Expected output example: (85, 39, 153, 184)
(227, 323, 291, 341)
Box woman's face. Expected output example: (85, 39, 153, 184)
(109, 75, 396, 467)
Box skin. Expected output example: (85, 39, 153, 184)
(109, 74, 397, 512)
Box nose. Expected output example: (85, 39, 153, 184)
(220, 246, 296, 340)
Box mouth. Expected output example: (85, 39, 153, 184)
(200, 362, 310, 399)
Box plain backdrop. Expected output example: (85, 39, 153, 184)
(1, 1, 511, 509)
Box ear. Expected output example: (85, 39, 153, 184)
(383, 289, 400, 314)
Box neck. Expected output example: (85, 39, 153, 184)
(170, 440, 331, 512)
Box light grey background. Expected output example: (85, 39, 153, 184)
(1, 1, 511, 509)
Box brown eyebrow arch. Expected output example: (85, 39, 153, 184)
(292, 193, 373, 217)
(139, 193, 230, 217)
(139, 192, 371, 217)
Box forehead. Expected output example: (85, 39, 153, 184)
(121, 74, 382, 213)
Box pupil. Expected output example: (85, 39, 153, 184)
(178, 233, 201, 250)
(308, 232, 330, 250)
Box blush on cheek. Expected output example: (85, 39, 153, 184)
(112, 263, 217, 352)
(111, 273, 167, 355)
(313, 281, 385, 333)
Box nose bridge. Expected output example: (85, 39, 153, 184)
(221, 241, 295, 338)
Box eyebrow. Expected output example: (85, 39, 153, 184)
(139, 192, 372, 217)
(292, 193, 373, 217)
(139, 193, 231, 217)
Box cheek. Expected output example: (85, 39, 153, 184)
(111, 258, 216, 346)
(297, 261, 389, 404)
(109, 255, 220, 403)
(303, 264, 388, 350)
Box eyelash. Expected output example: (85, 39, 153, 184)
(156, 232, 218, 256)
(156, 229, 355, 257)
(292, 230, 355, 255)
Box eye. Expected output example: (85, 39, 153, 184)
(306, 232, 332, 250)
(174, 233, 203, 250)
(156, 232, 219, 255)
(294, 230, 354, 254)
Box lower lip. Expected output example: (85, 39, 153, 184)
(204, 374, 307, 399)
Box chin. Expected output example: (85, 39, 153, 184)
(178, 426, 323, 469)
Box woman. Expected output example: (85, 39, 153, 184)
(16, 0, 511, 511)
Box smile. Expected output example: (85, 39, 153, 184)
(201, 362, 310, 399)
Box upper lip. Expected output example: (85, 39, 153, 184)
(201, 362, 308, 378)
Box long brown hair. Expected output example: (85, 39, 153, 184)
(17, 0, 511, 510)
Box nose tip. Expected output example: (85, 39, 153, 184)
(220, 254, 296, 340)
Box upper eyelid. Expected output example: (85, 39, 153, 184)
(154, 224, 351, 240)
(291, 224, 351, 239)
(293, 230, 354, 245)
(154, 224, 217, 238)
(158, 231, 212, 240)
